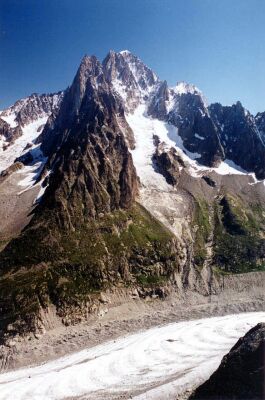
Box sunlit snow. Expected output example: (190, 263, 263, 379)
(0, 312, 264, 400)
(0, 117, 47, 173)
(1, 113, 18, 128)
(126, 105, 260, 186)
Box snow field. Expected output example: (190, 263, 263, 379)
(0, 312, 264, 400)
(126, 105, 262, 185)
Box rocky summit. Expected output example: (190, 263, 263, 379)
(0, 50, 265, 342)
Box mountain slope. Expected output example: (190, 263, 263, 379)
(0, 50, 264, 342)
(0, 91, 64, 172)
(0, 55, 182, 341)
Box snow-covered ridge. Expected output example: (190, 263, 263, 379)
(0, 92, 63, 201)
(174, 81, 201, 96)
(0, 91, 64, 127)
(0, 115, 49, 201)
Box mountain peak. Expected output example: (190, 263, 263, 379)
(103, 49, 158, 110)
(78, 54, 101, 77)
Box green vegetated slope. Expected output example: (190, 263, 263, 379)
(0, 204, 179, 339)
(193, 192, 265, 274)
(192, 199, 211, 268)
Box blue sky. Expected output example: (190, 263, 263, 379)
(0, 0, 264, 114)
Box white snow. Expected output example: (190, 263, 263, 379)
(213, 159, 248, 175)
(126, 106, 173, 190)
(165, 92, 176, 113)
(16, 143, 47, 194)
(0, 116, 49, 200)
(126, 105, 205, 189)
(0, 116, 47, 173)
(119, 49, 131, 56)
(174, 81, 200, 96)
(195, 133, 205, 140)
(34, 169, 51, 202)
(112, 78, 128, 102)
(0, 312, 264, 400)
(1, 113, 17, 128)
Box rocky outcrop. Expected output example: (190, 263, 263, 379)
(0, 118, 22, 148)
(209, 102, 265, 179)
(152, 135, 184, 185)
(168, 91, 224, 167)
(147, 80, 169, 120)
(191, 323, 265, 400)
(255, 111, 265, 143)
(0, 162, 23, 184)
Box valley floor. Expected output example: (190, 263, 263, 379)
(0, 271, 265, 400)
(0, 311, 265, 400)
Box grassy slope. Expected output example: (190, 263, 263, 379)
(192, 193, 265, 274)
(213, 194, 265, 273)
(0, 204, 178, 339)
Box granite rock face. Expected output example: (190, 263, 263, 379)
(152, 135, 184, 186)
(39, 55, 138, 227)
(255, 111, 265, 143)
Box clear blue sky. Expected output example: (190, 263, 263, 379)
(1, 0, 265, 114)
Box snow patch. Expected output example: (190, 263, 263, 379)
(213, 159, 248, 175)
(126, 106, 172, 190)
(1, 113, 18, 128)
(119, 50, 131, 56)
(0, 116, 47, 173)
(174, 81, 200, 96)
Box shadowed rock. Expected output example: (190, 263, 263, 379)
(191, 323, 265, 400)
